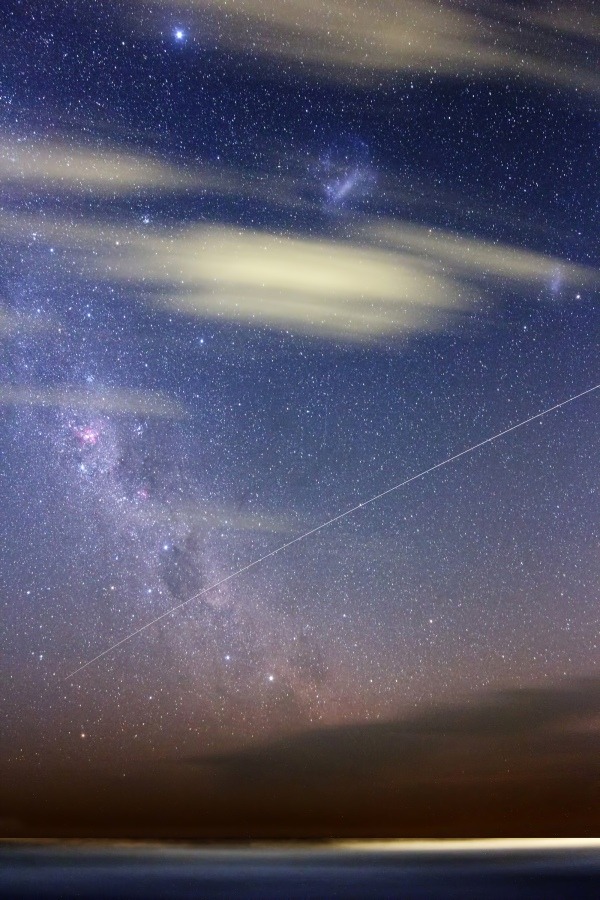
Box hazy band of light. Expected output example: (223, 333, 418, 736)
(0, 384, 187, 419)
(0, 136, 207, 193)
(136, 0, 600, 95)
(337, 838, 600, 852)
(6, 838, 599, 853)
(368, 220, 598, 288)
(129, 500, 305, 535)
(2, 211, 596, 341)
(0, 306, 53, 335)
(65, 381, 599, 680)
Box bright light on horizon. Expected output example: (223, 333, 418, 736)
(337, 838, 600, 853)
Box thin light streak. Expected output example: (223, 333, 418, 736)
(65, 382, 599, 680)
(338, 838, 600, 852)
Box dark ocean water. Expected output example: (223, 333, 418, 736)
(1, 842, 599, 899)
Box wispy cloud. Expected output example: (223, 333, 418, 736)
(139, 225, 469, 339)
(0, 384, 187, 418)
(1, 210, 597, 341)
(202, 676, 600, 784)
(0, 136, 198, 193)
(368, 220, 598, 288)
(128, 498, 306, 535)
(0, 305, 54, 336)
(138, 0, 600, 94)
(0, 213, 470, 339)
(0, 134, 300, 206)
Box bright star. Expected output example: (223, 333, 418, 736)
(174, 29, 184, 41)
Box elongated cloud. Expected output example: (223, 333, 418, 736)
(129, 499, 305, 535)
(138, 0, 600, 94)
(138, 226, 468, 338)
(0, 305, 53, 336)
(2, 677, 598, 836)
(368, 220, 598, 288)
(0, 212, 469, 339)
(0, 210, 597, 340)
(0, 135, 303, 209)
(188, 676, 600, 835)
(0, 137, 197, 193)
(0, 135, 277, 202)
(0, 384, 186, 418)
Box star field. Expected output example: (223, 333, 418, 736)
(0, 0, 598, 837)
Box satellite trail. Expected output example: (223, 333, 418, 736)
(66, 382, 599, 679)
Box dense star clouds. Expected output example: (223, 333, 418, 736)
(0, 1, 598, 836)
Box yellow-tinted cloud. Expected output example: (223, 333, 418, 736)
(0, 210, 597, 341)
(0, 212, 469, 339)
(368, 220, 597, 288)
(0, 305, 54, 336)
(0, 384, 187, 418)
(131, 226, 467, 339)
(0, 135, 301, 207)
(131, 500, 305, 535)
(0, 137, 198, 192)
(139, 0, 600, 94)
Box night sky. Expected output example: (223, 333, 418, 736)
(1, 0, 599, 837)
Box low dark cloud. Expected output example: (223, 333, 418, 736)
(185, 676, 600, 835)
(2, 676, 598, 837)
